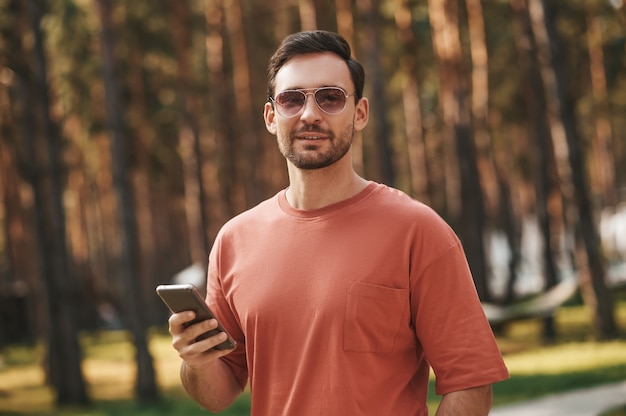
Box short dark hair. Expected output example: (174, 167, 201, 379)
(267, 30, 365, 101)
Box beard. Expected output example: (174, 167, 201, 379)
(278, 123, 354, 170)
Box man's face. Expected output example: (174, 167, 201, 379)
(264, 52, 369, 170)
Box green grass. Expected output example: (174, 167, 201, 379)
(602, 405, 626, 416)
(492, 343, 626, 405)
(1, 293, 625, 415)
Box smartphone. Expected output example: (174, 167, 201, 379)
(156, 283, 236, 350)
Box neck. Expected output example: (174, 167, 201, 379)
(285, 157, 369, 210)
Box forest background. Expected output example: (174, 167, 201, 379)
(0, 0, 625, 408)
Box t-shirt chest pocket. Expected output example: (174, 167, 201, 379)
(343, 281, 409, 353)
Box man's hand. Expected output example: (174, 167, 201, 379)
(169, 311, 234, 368)
(168, 311, 242, 412)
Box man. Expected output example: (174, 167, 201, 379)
(168, 30, 509, 415)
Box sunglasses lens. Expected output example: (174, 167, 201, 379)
(275, 91, 305, 117)
(273, 88, 349, 117)
(315, 88, 347, 114)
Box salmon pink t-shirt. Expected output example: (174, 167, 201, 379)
(206, 182, 508, 415)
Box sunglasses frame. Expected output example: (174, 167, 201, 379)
(270, 87, 356, 118)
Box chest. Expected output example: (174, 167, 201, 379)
(221, 219, 413, 334)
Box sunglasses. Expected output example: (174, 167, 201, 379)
(270, 87, 356, 118)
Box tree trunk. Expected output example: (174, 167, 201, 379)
(95, 0, 159, 400)
(0, 67, 36, 343)
(0, 72, 18, 285)
(223, 0, 262, 207)
(24, 0, 89, 406)
(335, 0, 363, 176)
(336, 0, 354, 46)
(586, 14, 616, 207)
(393, 0, 430, 204)
(171, 0, 209, 268)
(357, 0, 396, 186)
(298, 0, 317, 30)
(496, 163, 522, 305)
(465, 0, 499, 219)
(205, 0, 238, 220)
(127, 21, 160, 321)
(428, 0, 490, 301)
(528, 0, 617, 339)
(511, 0, 564, 340)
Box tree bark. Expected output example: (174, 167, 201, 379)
(298, 0, 317, 30)
(528, 0, 617, 339)
(223, 0, 262, 207)
(95, 0, 159, 400)
(586, 14, 616, 207)
(126, 17, 160, 321)
(336, 0, 354, 46)
(24, 0, 89, 405)
(511, 0, 562, 340)
(205, 0, 239, 220)
(394, 0, 430, 204)
(465, 0, 499, 219)
(335, 0, 363, 176)
(0, 61, 37, 343)
(357, 0, 396, 186)
(171, 0, 209, 268)
(428, 0, 490, 301)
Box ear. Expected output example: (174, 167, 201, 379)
(264, 102, 277, 135)
(353, 97, 369, 132)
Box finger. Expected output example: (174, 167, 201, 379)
(172, 318, 220, 351)
(187, 331, 233, 356)
(187, 319, 220, 340)
(180, 338, 235, 370)
(168, 311, 196, 334)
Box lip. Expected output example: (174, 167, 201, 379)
(295, 133, 329, 140)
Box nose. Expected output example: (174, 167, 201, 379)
(299, 92, 322, 122)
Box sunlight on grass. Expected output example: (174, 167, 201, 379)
(496, 296, 626, 353)
(492, 340, 626, 406)
(487, 295, 626, 406)
(83, 330, 188, 402)
(83, 358, 135, 401)
(149, 331, 188, 390)
(0, 331, 178, 414)
(505, 341, 626, 375)
(0, 364, 53, 413)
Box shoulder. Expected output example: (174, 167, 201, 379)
(366, 184, 461, 252)
(369, 184, 453, 230)
(215, 191, 283, 242)
(368, 184, 436, 216)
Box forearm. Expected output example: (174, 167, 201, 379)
(181, 358, 243, 412)
(435, 384, 493, 416)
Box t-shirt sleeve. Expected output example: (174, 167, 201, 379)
(410, 225, 509, 394)
(205, 235, 249, 390)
